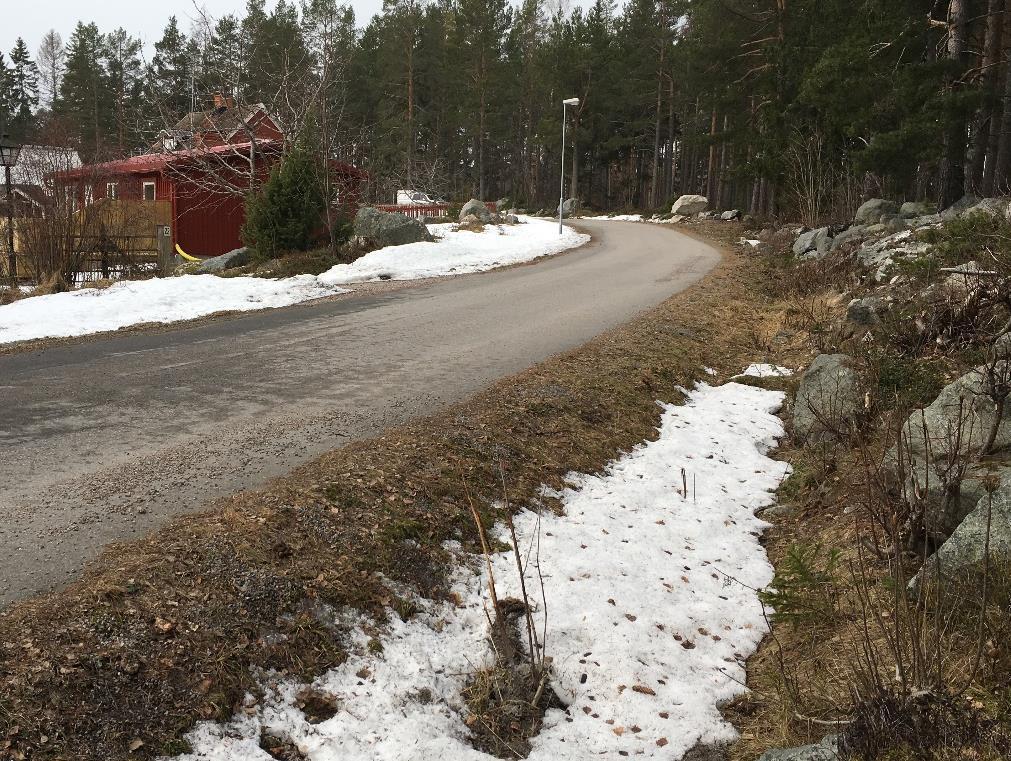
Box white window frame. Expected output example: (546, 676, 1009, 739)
(106, 182, 118, 200)
(142, 181, 156, 201)
(84, 184, 93, 205)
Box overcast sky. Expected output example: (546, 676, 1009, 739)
(2, 0, 389, 61)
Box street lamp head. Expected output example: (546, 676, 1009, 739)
(0, 133, 22, 169)
(562, 97, 580, 106)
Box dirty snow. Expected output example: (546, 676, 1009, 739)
(168, 380, 788, 761)
(318, 216, 588, 285)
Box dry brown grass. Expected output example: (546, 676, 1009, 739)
(0, 222, 804, 760)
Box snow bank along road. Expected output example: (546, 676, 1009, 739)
(0, 220, 720, 606)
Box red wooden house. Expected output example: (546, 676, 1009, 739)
(59, 102, 365, 257)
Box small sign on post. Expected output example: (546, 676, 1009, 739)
(156, 225, 173, 275)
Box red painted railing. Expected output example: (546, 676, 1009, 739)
(374, 203, 451, 218)
(373, 201, 498, 219)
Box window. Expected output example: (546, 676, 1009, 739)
(106, 182, 118, 200)
(84, 185, 93, 205)
(142, 181, 156, 201)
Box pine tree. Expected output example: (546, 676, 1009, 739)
(6, 39, 40, 139)
(104, 29, 144, 153)
(55, 22, 112, 159)
(149, 17, 195, 119)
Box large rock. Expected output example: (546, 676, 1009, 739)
(758, 735, 839, 761)
(940, 194, 979, 221)
(899, 201, 935, 219)
(793, 354, 863, 443)
(854, 198, 898, 226)
(720, 209, 741, 220)
(829, 225, 869, 251)
(197, 247, 250, 273)
(898, 362, 1011, 460)
(845, 296, 885, 328)
(558, 197, 579, 218)
(957, 196, 1004, 220)
(912, 471, 1011, 593)
(354, 206, 434, 246)
(671, 194, 709, 216)
(495, 197, 510, 211)
(460, 198, 493, 223)
(793, 227, 833, 258)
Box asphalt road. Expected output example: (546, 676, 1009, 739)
(0, 220, 721, 606)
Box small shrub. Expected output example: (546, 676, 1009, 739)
(869, 349, 945, 412)
(759, 543, 844, 625)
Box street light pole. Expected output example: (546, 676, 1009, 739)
(559, 97, 579, 234)
(4, 165, 13, 283)
(0, 133, 23, 286)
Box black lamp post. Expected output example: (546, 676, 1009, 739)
(0, 132, 23, 284)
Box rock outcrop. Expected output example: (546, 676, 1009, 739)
(460, 198, 493, 223)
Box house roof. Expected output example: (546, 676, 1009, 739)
(55, 141, 284, 179)
(171, 103, 274, 141)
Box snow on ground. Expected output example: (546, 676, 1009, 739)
(736, 363, 794, 378)
(0, 275, 347, 345)
(583, 214, 645, 222)
(317, 215, 588, 285)
(0, 216, 587, 345)
(169, 379, 789, 761)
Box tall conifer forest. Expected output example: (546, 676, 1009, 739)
(3, 1, 1011, 217)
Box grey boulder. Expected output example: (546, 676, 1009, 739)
(495, 197, 510, 211)
(758, 735, 839, 761)
(846, 296, 885, 328)
(957, 196, 1005, 220)
(898, 362, 1011, 459)
(793, 354, 862, 443)
(899, 201, 935, 219)
(854, 198, 898, 226)
(829, 225, 868, 251)
(197, 247, 251, 273)
(354, 206, 434, 246)
(720, 209, 741, 220)
(793, 227, 833, 258)
(671, 194, 709, 216)
(460, 198, 493, 223)
(940, 194, 980, 221)
(912, 471, 1011, 593)
(558, 197, 579, 218)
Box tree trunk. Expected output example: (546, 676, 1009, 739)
(939, 0, 969, 208)
(971, 0, 1003, 192)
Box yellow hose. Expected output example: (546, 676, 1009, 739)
(175, 243, 201, 262)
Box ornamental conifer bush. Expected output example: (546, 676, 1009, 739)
(242, 146, 325, 261)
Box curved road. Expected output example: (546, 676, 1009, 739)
(0, 220, 720, 605)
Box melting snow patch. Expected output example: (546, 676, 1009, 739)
(736, 363, 794, 378)
(167, 380, 788, 761)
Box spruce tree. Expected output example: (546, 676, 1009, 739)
(56, 22, 112, 159)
